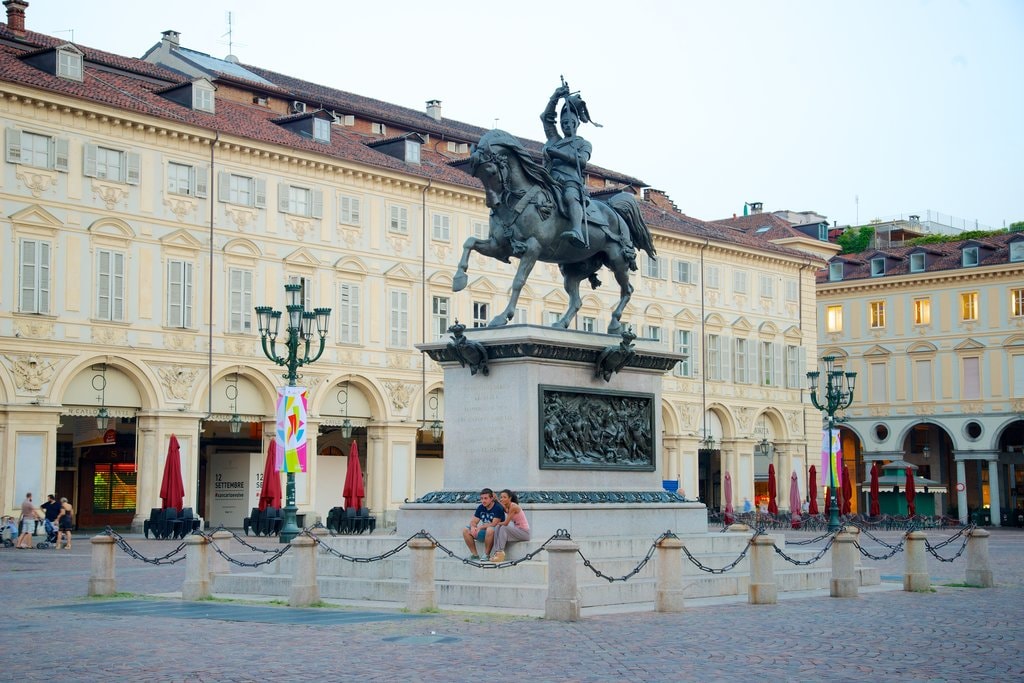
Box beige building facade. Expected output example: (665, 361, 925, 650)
(0, 14, 821, 529)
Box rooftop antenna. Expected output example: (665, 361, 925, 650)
(223, 12, 234, 55)
(53, 29, 75, 43)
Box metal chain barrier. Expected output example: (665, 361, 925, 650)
(773, 528, 842, 565)
(194, 529, 292, 568)
(683, 528, 761, 574)
(312, 528, 413, 563)
(424, 529, 568, 569)
(847, 519, 912, 549)
(104, 527, 187, 565)
(206, 524, 277, 554)
(924, 524, 975, 563)
(575, 531, 675, 583)
(786, 530, 835, 546)
(853, 533, 909, 561)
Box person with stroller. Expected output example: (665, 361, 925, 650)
(16, 492, 41, 549)
(41, 494, 60, 544)
(55, 497, 74, 550)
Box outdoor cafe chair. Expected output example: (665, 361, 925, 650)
(243, 508, 262, 536)
(143, 508, 163, 539)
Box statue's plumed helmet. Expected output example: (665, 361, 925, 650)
(561, 94, 601, 127)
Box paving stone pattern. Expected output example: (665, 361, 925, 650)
(1, 527, 1022, 682)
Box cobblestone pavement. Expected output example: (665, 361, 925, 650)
(1, 526, 1021, 682)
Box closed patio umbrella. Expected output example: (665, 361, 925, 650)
(869, 461, 881, 517)
(343, 440, 366, 510)
(808, 465, 819, 515)
(159, 434, 185, 511)
(790, 471, 802, 529)
(258, 441, 282, 511)
(841, 464, 853, 516)
(723, 472, 734, 525)
(905, 467, 916, 516)
(767, 463, 778, 515)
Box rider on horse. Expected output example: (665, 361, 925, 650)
(541, 81, 638, 270)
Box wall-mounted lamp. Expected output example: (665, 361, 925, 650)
(428, 391, 443, 443)
(93, 363, 109, 430)
(921, 445, 930, 460)
(754, 415, 773, 457)
(702, 434, 716, 451)
(227, 373, 242, 434)
(338, 383, 353, 439)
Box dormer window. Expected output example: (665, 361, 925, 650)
(818, 223, 829, 241)
(192, 82, 215, 113)
(828, 261, 843, 282)
(313, 118, 331, 143)
(910, 252, 926, 272)
(1010, 240, 1024, 262)
(57, 47, 83, 81)
(405, 139, 421, 164)
(870, 257, 886, 276)
(962, 246, 979, 267)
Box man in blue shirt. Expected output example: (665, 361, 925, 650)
(462, 488, 505, 560)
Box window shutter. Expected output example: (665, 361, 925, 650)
(97, 250, 111, 320)
(167, 261, 181, 326)
(721, 335, 731, 383)
(183, 262, 193, 328)
(311, 189, 323, 219)
(217, 171, 230, 202)
(254, 178, 266, 208)
(38, 241, 50, 314)
(83, 143, 98, 177)
(350, 197, 361, 223)
(278, 182, 290, 213)
(194, 164, 208, 198)
(125, 151, 141, 185)
(229, 268, 243, 332)
(20, 240, 36, 312)
(5, 127, 21, 163)
(54, 138, 69, 172)
(112, 252, 125, 321)
(774, 343, 783, 387)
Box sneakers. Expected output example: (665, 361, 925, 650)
(469, 554, 481, 561)
(489, 551, 506, 563)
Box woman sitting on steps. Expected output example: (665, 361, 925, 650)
(489, 489, 530, 563)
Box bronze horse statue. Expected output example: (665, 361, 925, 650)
(453, 129, 655, 334)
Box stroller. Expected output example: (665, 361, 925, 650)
(3, 518, 55, 549)
(37, 519, 58, 549)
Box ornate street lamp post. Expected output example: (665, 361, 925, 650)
(255, 283, 331, 543)
(807, 355, 857, 532)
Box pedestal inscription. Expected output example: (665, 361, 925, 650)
(540, 385, 654, 471)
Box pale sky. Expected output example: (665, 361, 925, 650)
(21, 0, 1024, 229)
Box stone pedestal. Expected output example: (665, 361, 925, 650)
(655, 536, 685, 612)
(406, 536, 437, 612)
(288, 534, 320, 607)
(209, 530, 233, 576)
(903, 531, 930, 592)
(403, 326, 701, 538)
(182, 534, 211, 601)
(545, 538, 581, 621)
(748, 535, 778, 605)
(88, 535, 117, 597)
(965, 528, 994, 588)
(830, 531, 858, 598)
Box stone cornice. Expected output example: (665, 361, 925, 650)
(817, 264, 1018, 295)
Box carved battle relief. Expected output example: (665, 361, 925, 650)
(540, 386, 655, 471)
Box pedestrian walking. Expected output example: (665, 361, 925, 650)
(16, 492, 40, 549)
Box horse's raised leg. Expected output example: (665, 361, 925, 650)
(454, 237, 506, 292)
(606, 257, 634, 335)
(489, 239, 540, 326)
(556, 260, 597, 329)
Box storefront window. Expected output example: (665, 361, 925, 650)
(93, 462, 137, 512)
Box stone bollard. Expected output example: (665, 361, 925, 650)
(830, 530, 858, 598)
(88, 534, 117, 596)
(545, 538, 581, 621)
(182, 534, 211, 601)
(288, 533, 320, 607)
(748, 535, 778, 605)
(655, 535, 684, 612)
(406, 536, 437, 612)
(726, 523, 751, 533)
(209, 530, 233, 576)
(847, 526, 880, 586)
(903, 531, 930, 591)
(965, 528, 994, 587)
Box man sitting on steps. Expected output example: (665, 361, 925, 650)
(461, 488, 505, 561)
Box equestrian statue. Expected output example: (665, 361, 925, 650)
(452, 80, 655, 334)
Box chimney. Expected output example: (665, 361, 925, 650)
(426, 99, 442, 122)
(4, 0, 28, 35)
(748, 201, 763, 214)
(161, 29, 180, 46)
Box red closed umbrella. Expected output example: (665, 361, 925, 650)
(159, 434, 185, 511)
(767, 463, 778, 515)
(723, 472, 734, 525)
(258, 441, 282, 511)
(790, 471, 802, 529)
(869, 461, 881, 517)
(824, 486, 832, 515)
(808, 465, 819, 515)
(841, 464, 853, 516)
(342, 440, 365, 510)
(905, 467, 916, 516)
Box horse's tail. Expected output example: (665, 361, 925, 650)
(606, 192, 656, 259)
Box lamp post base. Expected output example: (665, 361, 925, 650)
(279, 472, 300, 544)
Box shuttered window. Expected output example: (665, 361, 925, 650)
(96, 249, 125, 321)
(228, 268, 253, 333)
(19, 239, 50, 314)
(167, 259, 193, 328)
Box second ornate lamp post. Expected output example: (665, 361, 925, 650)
(255, 283, 331, 543)
(807, 355, 856, 532)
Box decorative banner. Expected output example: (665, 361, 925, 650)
(276, 386, 308, 473)
(820, 428, 841, 490)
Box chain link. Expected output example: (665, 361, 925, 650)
(205, 524, 277, 554)
(104, 527, 187, 565)
(575, 531, 676, 583)
(683, 529, 761, 574)
(314, 531, 412, 563)
(773, 529, 841, 566)
(423, 529, 568, 569)
(923, 524, 975, 563)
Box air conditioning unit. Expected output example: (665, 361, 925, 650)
(290, 100, 306, 114)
